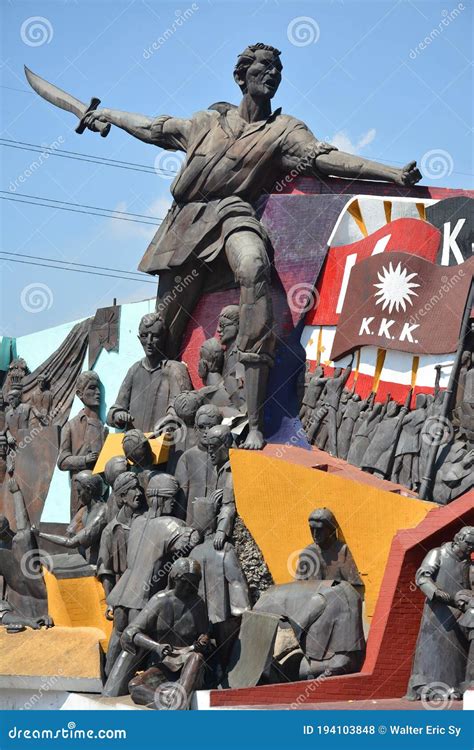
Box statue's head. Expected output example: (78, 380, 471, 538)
(333, 368, 343, 378)
(452, 526, 474, 558)
(7, 389, 22, 408)
(113, 471, 143, 511)
(217, 305, 240, 345)
(198, 338, 224, 381)
(37, 373, 50, 390)
(387, 401, 399, 417)
(195, 404, 222, 448)
(74, 470, 104, 507)
(122, 429, 153, 468)
(313, 365, 324, 379)
(173, 391, 204, 425)
(76, 371, 101, 409)
(138, 313, 166, 360)
(169, 557, 201, 598)
(104, 455, 128, 488)
(415, 393, 427, 409)
(207, 424, 233, 467)
(352, 393, 361, 403)
(234, 43, 282, 100)
(308, 507, 338, 547)
(145, 472, 178, 516)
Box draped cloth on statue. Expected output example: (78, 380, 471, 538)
(0, 319, 91, 526)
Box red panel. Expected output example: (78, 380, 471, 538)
(307, 219, 441, 327)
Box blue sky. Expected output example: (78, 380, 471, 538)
(1, 0, 472, 337)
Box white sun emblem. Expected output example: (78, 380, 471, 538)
(373, 261, 420, 314)
(374, 263, 420, 313)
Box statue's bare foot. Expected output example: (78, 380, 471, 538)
(242, 428, 266, 450)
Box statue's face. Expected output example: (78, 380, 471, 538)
(124, 483, 142, 510)
(208, 438, 228, 467)
(8, 392, 21, 408)
(387, 401, 398, 417)
(245, 49, 282, 99)
(38, 375, 48, 390)
(75, 479, 92, 506)
(217, 315, 238, 345)
(148, 494, 174, 516)
(453, 534, 474, 558)
(174, 574, 199, 599)
(310, 520, 332, 546)
(196, 414, 221, 446)
(197, 356, 209, 380)
(81, 379, 101, 408)
(138, 325, 165, 359)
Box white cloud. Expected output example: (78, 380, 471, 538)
(328, 128, 376, 154)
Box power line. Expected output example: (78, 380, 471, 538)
(0, 190, 163, 221)
(1, 195, 162, 226)
(0, 138, 178, 176)
(0, 255, 157, 284)
(0, 250, 148, 279)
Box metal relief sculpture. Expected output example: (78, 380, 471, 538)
(57, 371, 108, 518)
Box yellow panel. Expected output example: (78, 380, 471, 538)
(383, 200, 392, 224)
(93, 432, 169, 474)
(230, 451, 433, 618)
(416, 203, 426, 220)
(0, 626, 104, 679)
(372, 348, 387, 393)
(347, 199, 368, 237)
(411, 355, 420, 389)
(44, 570, 112, 650)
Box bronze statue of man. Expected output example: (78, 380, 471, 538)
(84, 43, 421, 451)
(107, 312, 192, 433)
(57, 370, 108, 518)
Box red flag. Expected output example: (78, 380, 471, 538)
(331, 252, 474, 361)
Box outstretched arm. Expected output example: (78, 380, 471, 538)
(315, 151, 421, 186)
(83, 109, 190, 149)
